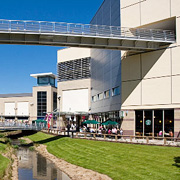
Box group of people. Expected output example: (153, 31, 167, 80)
(80, 125, 124, 135)
(159, 130, 173, 137)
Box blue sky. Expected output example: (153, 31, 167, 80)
(0, 0, 104, 94)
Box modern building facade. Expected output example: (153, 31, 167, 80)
(0, 0, 179, 137)
(87, 0, 180, 137)
(0, 73, 57, 124)
(57, 47, 91, 129)
(120, 0, 180, 137)
(90, 0, 122, 126)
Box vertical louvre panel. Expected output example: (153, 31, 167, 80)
(58, 57, 90, 82)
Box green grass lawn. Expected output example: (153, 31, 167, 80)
(0, 142, 10, 179)
(27, 132, 180, 180)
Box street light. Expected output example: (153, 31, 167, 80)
(58, 95, 61, 130)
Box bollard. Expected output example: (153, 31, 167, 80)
(130, 136, 132, 142)
(146, 137, 149, 144)
(164, 138, 167, 145)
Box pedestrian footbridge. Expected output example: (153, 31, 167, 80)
(0, 123, 44, 131)
(0, 19, 176, 51)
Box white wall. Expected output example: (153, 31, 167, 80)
(5, 103, 15, 116)
(57, 47, 91, 63)
(17, 102, 29, 116)
(62, 89, 89, 112)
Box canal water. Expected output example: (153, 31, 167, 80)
(12, 139, 71, 180)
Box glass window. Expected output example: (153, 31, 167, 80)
(98, 93, 103, 100)
(144, 110, 152, 136)
(135, 111, 143, 136)
(92, 95, 97, 102)
(164, 109, 174, 137)
(104, 90, 110, 99)
(154, 110, 163, 137)
(37, 91, 47, 118)
(53, 92, 57, 111)
(50, 77, 55, 86)
(38, 77, 49, 84)
(112, 86, 120, 96)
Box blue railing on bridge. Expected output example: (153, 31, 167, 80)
(0, 19, 175, 43)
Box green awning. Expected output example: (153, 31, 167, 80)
(82, 120, 100, 124)
(33, 119, 47, 124)
(102, 120, 118, 125)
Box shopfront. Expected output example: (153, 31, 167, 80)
(135, 109, 174, 137)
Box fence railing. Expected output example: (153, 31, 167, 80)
(0, 19, 175, 43)
(0, 122, 45, 131)
(41, 129, 180, 146)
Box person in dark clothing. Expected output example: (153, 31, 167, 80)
(67, 123, 71, 136)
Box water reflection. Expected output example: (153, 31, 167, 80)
(17, 147, 70, 180)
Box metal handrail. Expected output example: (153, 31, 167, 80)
(0, 19, 175, 43)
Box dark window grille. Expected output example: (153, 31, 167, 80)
(58, 57, 90, 82)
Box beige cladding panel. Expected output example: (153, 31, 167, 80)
(57, 47, 91, 63)
(121, 54, 141, 81)
(122, 80, 141, 106)
(121, 121, 134, 131)
(171, 0, 180, 17)
(121, 111, 135, 131)
(121, 3, 141, 27)
(172, 46, 180, 75)
(142, 77, 171, 105)
(121, 0, 140, 9)
(141, 0, 171, 25)
(142, 49, 171, 79)
(172, 76, 180, 103)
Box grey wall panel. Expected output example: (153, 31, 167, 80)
(91, 0, 121, 113)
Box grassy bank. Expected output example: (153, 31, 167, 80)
(0, 141, 10, 179)
(26, 132, 180, 180)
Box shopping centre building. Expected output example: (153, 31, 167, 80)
(0, 0, 179, 137)
(87, 0, 180, 137)
(56, 0, 180, 137)
(0, 73, 57, 124)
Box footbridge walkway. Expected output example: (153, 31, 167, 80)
(0, 19, 175, 51)
(0, 123, 44, 131)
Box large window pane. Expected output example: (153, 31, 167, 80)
(164, 109, 174, 137)
(37, 91, 47, 118)
(144, 110, 152, 136)
(135, 110, 143, 136)
(154, 110, 163, 137)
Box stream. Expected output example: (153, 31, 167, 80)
(12, 139, 71, 180)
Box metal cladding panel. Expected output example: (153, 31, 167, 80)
(5, 103, 15, 116)
(90, 0, 121, 113)
(17, 102, 29, 116)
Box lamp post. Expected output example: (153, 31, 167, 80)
(58, 95, 61, 130)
